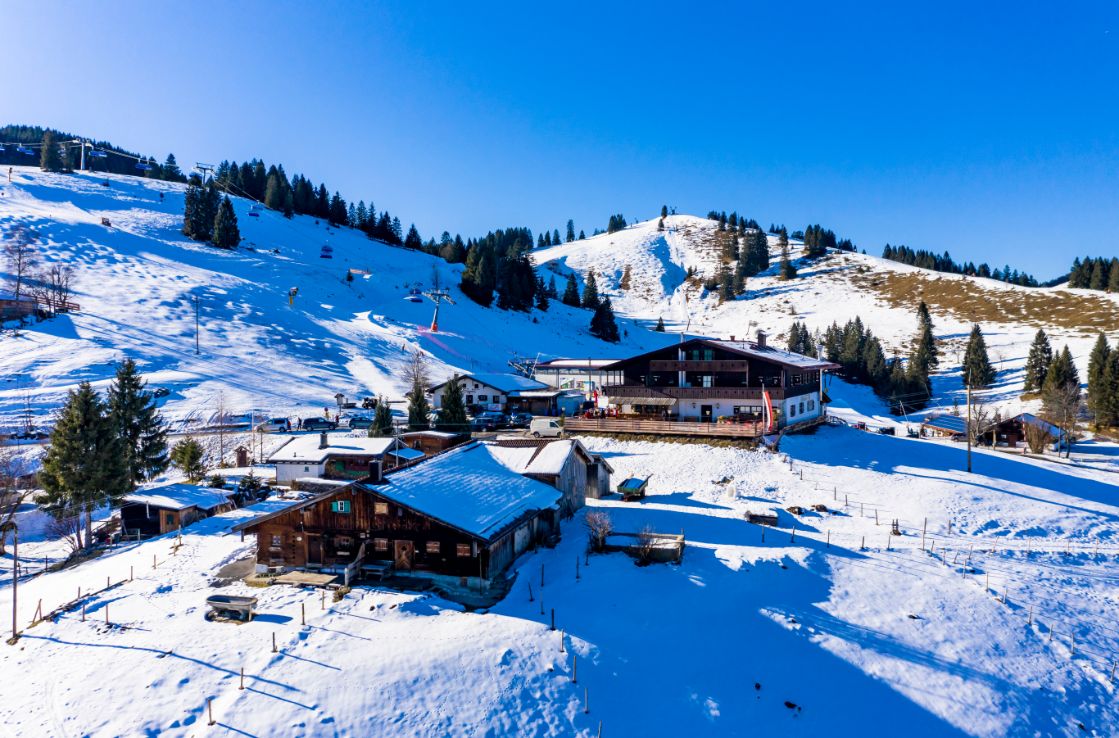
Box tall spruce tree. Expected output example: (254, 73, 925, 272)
(962, 324, 995, 388)
(108, 358, 168, 488)
(407, 376, 431, 431)
(1023, 328, 1053, 394)
(437, 377, 469, 433)
(1042, 345, 1081, 425)
(1086, 334, 1111, 425)
(212, 196, 241, 248)
(581, 270, 600, 308)
(562, 273, 580, 306)
(38, 382, 128, 548)
(589, 297, 620, 342)
(39, 130, 64, 172)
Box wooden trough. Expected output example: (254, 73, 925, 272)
(618, 476, 651, 502)
(746, 510, 779, 526)
(205, 594, 258, 623)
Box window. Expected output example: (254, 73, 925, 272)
(701, 375, 714, 388)
(789, 403, 796, 417)
(374, 502, 389, 515)
(303, 466, 310, 473)
(456, 543, 472, 557)
(808, 399, 815, 411)
(478, 394, 488, 402)
(331, 499, 351, 514)
(374, 538, 389, 551)
(799, 402, 805, 415)
(335, 535, 353, 548)
(426, 541, 441, 554)
(703, 349, 714, 360)
(270, 534, 282, 547)
(165, 513, 174, 526)
(466, 395, 474, 404)
(792, 374, 803, 385)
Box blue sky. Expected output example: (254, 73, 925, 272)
(7, 1, 1118, 277)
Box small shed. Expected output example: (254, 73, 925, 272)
(400, 430, 470, 456)
(120, 483, 235, 536)
(268, 433, 416, 483)
(920, 414, 968, 440)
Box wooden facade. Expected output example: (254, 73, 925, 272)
(400, 431, 470, 456)
(241, 481, 557, 582)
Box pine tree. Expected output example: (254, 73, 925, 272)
(38, 382, 128, 548)
(108, 358, 168, 487)
(1086, 333, 1111, 424)
(589, 297, 620, 342)
(460, 242, 496, 306)
(535, 276, 550, 310)
(437, 377, 469, 433)
(369, 397, 394, 437)
(547, 275, 558, 299)
(1042, 345, 1081, 422)
(578, 230, 586, 240)
(1023, 328, 1052, 394)
(161, 154, 184, 182)
(553, 229, 561, 245)
(407, 375, 431, 431)
(39, 130, 64, 172)
(778, 238, 796, 280)
(566, 220, 576, 243)
(654, 316, 665, 332)
(1099, 351, 1119, 428)
(212, 196, 241, 249)
(962, 324, 995, 388)
(562, 273, 580, 306)
(581, 270, 600, 309)
(661, 205, 668, 218)
(169, 438, 207, 483)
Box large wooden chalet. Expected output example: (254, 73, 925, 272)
(234, 442, 564, 587)
(566, 332, 839, 439)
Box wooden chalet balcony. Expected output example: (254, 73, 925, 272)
(565, 416, 766, 438)
(602, 384, 787, 401)
(648, 359, 751, 372)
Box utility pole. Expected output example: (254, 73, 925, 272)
(966, 370, 972, 474)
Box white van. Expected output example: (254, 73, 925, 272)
(530, 417, 564, 438)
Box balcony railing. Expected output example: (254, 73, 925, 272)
(648, 359, 751, 372)
(565, 416, 766, 438)
(602, 384, 788, 401)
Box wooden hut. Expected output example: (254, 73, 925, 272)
(120, 483, 234, 537)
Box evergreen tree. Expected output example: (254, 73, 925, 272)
(161, 154, 184, 182)
(778, 236, 796, 280)
(589, 297, 620, 342)
(718, 266, 735, 302)
(581, 270, 600, 308)
(169, 438, 207, 483)
(578, 230, 586, 240)
(553, 228, 561, 245)
(38, 382, 128, 548)
(654, 316, 665, 332)
(1099, 351, 1119, 428)
(962, 324, 995, 388)
(407, 375, 431, 431)
(437, 378, 469, 433)
(1023, 328, 1053, 393)
(661, 205, 669, 218)
(460, 241, 497, 306)
(562, 273, 580, 306)
(547, 275, 558, 299)
(1086, 333, 1111, 424)
(1042, 345, 1081, 420)
(108, 358, 168, 487)
(566, 220, 576, 243)
(535, 276, 550, 310)
(39, 130, 64, 172)
(404, 224, 423, 250)
(369, 396, 394, 437)
(212, 196, 241, 249)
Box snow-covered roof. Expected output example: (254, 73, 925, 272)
(268, 434, 400, 464)
(921, 415, 968, 434)
(1011, 413, 1069, 440)
(387, 447, 426, 461)
(372, 443, 562, 541)
(488, 439, 585, 476)
(401, 430, 461, 439)
(123, 483, 232, 512)
(431, 373, 549, 394)
(708, 340, 840, 370)
(513, 389, 561, 399)
(536, 359, 617, 370)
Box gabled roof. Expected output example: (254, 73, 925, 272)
(268, 434, 401, 464)
(921, 414, 968, 434)
(366, 442, 561, 541)
(123, 483, 232, 512)
(429, 373, 549, 394)
(536, 358, 618, 370)
(1007, 413, 1069, 440)
(488, 438, 589, 476)
(601, 337, 839, 372)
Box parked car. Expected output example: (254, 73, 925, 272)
(508, 412, 533, 428)
(301, 417, 337, 431)
(255, 417, 290, 433)
(477, 411, 509, 429)
(470, 416, 498, 432)
(339, 414, 373, 430)
(530, 417, 564, 438)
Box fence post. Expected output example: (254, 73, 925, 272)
(207, 697, 215, 726)
(541, 564, 545, 588)
(860, 536, 865, 551)
(790, 522, 796, 544)
(560, 629, 565, 653)
(1027, 604, 1033, 625)
(584, 686, 589, 714)
(886, 535, 891, 551)
(875, 509, 879, 526)
(985, 572, 989, 592)
(576, 557, 580, 582)
(550, 608, 555, 631)
(826, 531, 830, 549)
(572, 655, 577, 683)
(130, 566, 133, 582)
(153, 554, 157, 570)
(81, 602, 86, 622)
(528, 583, 534, 603)
(301, 602, 305, 626)
(239, 666, 245, 690)
(272, 632, 277, 653)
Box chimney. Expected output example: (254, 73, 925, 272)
(729, 334, 735, 342)
(319, 432, 329, 450)
(367, 459, 384, 484)
(756, 329, 767, 348)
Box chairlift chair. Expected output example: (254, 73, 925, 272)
(17, 146, 34, 155)
(135, 162, 153, 171)
(88, 149, 107, 159)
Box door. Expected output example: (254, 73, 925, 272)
(701, 405, 713, 422)
(394, 540, 415, 570)
(307, 535, 323, 566)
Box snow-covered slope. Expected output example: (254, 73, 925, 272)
(536, 214, 1119, 417)
(0, 167, 668, 432)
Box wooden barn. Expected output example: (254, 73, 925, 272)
(399, 430, 470, 456)
(120, 483, 234, 537)
(234, 442, 563, 587)
(489, 438, 614, 506)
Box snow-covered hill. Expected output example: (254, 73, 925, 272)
(0, 167, 667, 432)
(3, 167, 1117, 433)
